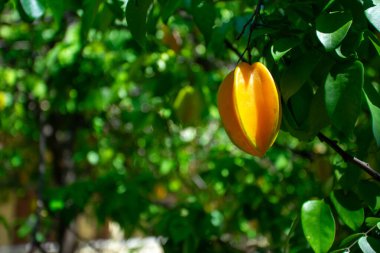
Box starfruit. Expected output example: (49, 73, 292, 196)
(217, 62, 281, 157)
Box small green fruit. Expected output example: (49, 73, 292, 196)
(0, 92, 6, 110)
(173, 85, 202, 126)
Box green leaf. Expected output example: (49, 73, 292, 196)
(284, 215, 300, 253)
(339, 29, 364, 58)
(330, 190, 364, 231)
(316, 11, 353, 51)
(49, 199, 65, 211)
(146, 2, 160, 35)
(358, 181, 380, 213)
(169, 217, 192, 243)
(287, 84, 314, 128)
(280, 51, 321, 102)
(126, 0, 153, 47)
(339, 233, 365, 247)
(191, 0, 215, 44)
(45, 1, 64, 22)
(364, 83, 380, 146)
(79, 87, 113, 111)
(19, 0, 45, 19)
(324, 60, 364, 135)
(322, 0, 337, 12)
(358, 236, 376, 253)
(17, 214, 37, 238)
(367, 31, 380, 56)
(367, 237, 380, 252)
(362, 0, 380, 32)
(329, 250, 348, 253)
(271, 37, 300, 62)
(208, 22, 232, 57)
(307, 87, 330, 133)
(158, 0, 181, 23)
(81, 0, 102, 43)
(339, 165, 362, 190)
(301, 200, 335, 253)
(282, 82, 330, 141)
(0, 0, 8, 12)
(365, 217, 380, 227)
(94, 4, 115, 32)
(106, 0, 125, 20)
(0, 215, 10, 232)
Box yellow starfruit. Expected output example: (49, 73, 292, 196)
(217, 62, 281, 157)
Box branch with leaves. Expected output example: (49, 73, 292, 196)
(317, 133, 380, 182)
(235, 0, 264, 64)
(224, 1, 380, 183)
(332, 223, 380, 252)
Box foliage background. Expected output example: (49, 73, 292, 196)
(0, 0, 380, 252)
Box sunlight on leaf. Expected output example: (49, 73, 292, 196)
(316, 11, 352, 51)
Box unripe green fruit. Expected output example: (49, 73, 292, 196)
(173, 85, 202, 126)
(0, 92, 6, 111)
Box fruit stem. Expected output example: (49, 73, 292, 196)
(235, 0, 264, 64)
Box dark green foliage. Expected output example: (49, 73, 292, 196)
(0, 0, 380, 252)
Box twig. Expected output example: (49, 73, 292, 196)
(284, 215, 299, 253)
(28, 18, 47, 250)
(317, 132, 380, 182)
(235, 11, 255, 41)
(235, 0, 264, 64)
(224, 39, 248, 62)
(235, 0, 263, 41)
(336, 224, 379, 252)
(28, 111, 47, 253)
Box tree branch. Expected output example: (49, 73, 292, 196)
(28, 110, 47, 253)
(235, 0, 263, 64)
(235, 0, 263, 41)
(317, 132, 380, 182)
(224, 8, 380, 183)
(224, 39, 248, 63)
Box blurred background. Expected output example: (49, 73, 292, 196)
(1, 0, 380, 252)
